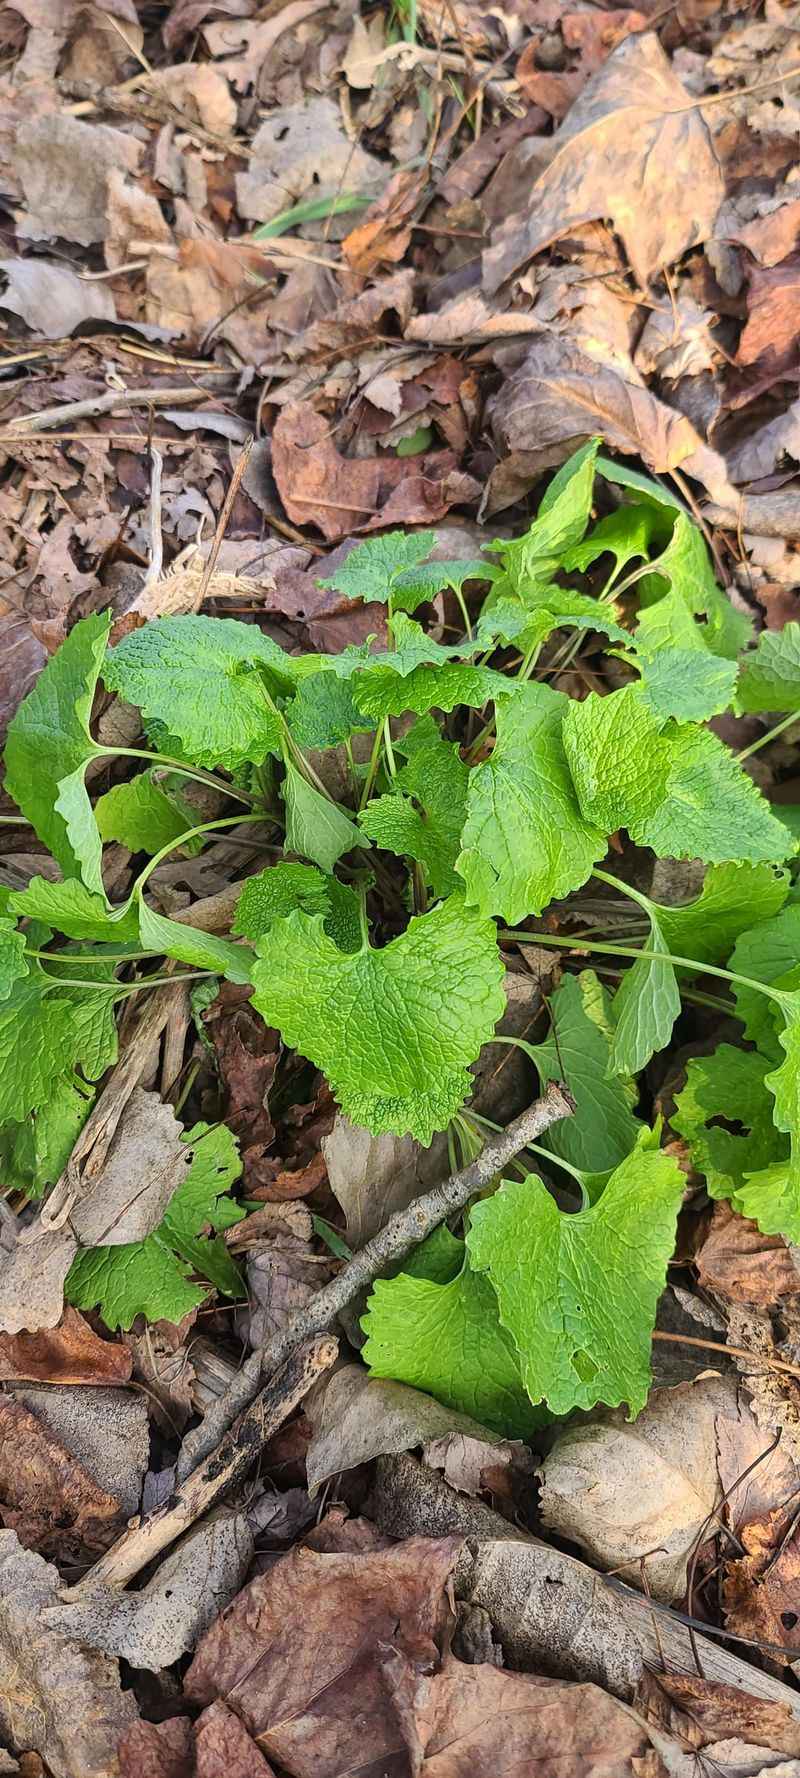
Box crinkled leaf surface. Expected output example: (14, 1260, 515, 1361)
(282, 764, 364, 873)
(66, 1123, 244, 1331)
(0, 953, 118, 1123)
(250, 894, 506, 1142)
(0, 1076, 93, 1198)
(485, 439, 599, 594)
(637, 513, 752, 659)
(95, 770, 200, 856)
(655, 863, 789, 969)
(737, 622, 800, 715)
(102, 615, 299, 771)
(358, 716, 468, 896)
(674, 1045, 788, 1203)
(8, 877, 140, 945)
(467, 1135, 685, 1416)
(4, 610, 108, 892)
(361, 1226, 543, 1438)
(286, 672, 373, 751)
(0, 918, 28, 1001)
(457, 682, 605, 922)
(634, 646, 739, 724)
(476, 585, 629, 655)
(318, 530, 436, 606)
(561, 504, 654, 576)
(730, 907, 800, 1054)
(391, 557, 488, 615)
(233, 862, 361, 952)
(353, 660, 508, 722)
(525, 971, 642, 1174)
(563, 686, 792, 865)
(610, 909, 680, 1076)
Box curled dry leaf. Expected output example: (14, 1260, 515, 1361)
(484, 33, 723, 293)
(723, 1507, 800, 1665)
(383, 1645, 668, 1777)
(0, 1395, 121, 1561)
(636, 1670, 800, 1762)
(0, 1305, 132, 1385)
(0, 259, 116, 337)
(271, 402, 478, 541)
(71, 1088, 191, 1248)
(0, 1530, 137, 1778)
(47, 1512, 254, 1672)
(184, 1535, 462, 1778)
(120, 1701, 278, 1778)
(695, 1201, 800, 1307)
(539, 1376, 733, 1603)
(487, 331, 735, 512)
(305, 1362, 519, 1496)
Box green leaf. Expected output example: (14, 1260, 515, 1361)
(637, 513, 753, 659)
(563, 685, 793, 865)
(730, 906, 800, 1055)
(232, 862, 361, 953)
(476, 586, 629, 655)
(287, 673, 373, 751)
(467, 1132, 685, 1416)
(0, 918, 28, 1002)
(656, 863, 789, 969)
(361, 1225, 544, 1438)
(4, 610, 109, 892)
(392, 559, 488, 616)
(596, 457, 683, 527)
(525, 971, 642, 1175)
(102, 614, 300, 771)
(319, 531, 437, 607)
(673, 1045, 788, 1204)
(485, 439, 599, 594)
(136, 898, 253, 986)
(250, 893, 506, 1142)
(457, 682, 605, 922)
(0, 1076, 94, 1198)
(358, 715, 468, 896)
(353, 661, 509, 722)
(65, 1122, 244, 1331)
(8, 877, 140, 945)
(95, 770, 201, 856)
(609, 908, 680, 1076)
(561, 505, 655, 577)
(634, 646, 739, 724)
(737, 623, 800, 715)
(282, 764, 364, 873)
(0, 951, 119, 1123)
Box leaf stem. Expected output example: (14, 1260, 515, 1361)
(592, 865, 654, 919)
(135, 812, 267, 895)
(359, 725, 385, 810)
(499, 928, 786, 1008)
(736, 710, 800, 762)
(383, 719, 397, 779)
(98, 747, 255, 806)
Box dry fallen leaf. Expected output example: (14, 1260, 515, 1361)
(0, 1305, 132, 1386)
(70, 1088, 191, 1247)
(484, 33, 723, 293)
(486, 330, 735, 513)
(321, 1115, 447, 1249)
(728, 399, 800, 484)
(235, 97, 382, 227)
(0, 1223, 78, 1336)
(12, 1385, 149, 1520)
(243, 1205, 328, 1348)
(383, 1646, 668, 1777)
(184, 1535, 462, 1778)
(695, 1202, 800, 1307)
(0, 259, 116, 336)
(539, 1376, 734, 1602)
(637, 1669, 800, 1761)
(271, 401, 479, 541)
(0, 1530, 137, 1778)
(120, 1700, 278, 1777)
(738, 256, 800, 376)
(0, 1395, 122, 1560)
(305, 1363, 519, 1496)
(15, 113, 141, 245)
(47, 1512, 254, 1671)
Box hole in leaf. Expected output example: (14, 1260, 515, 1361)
(707, 1115, 748, 1137)
(782, 1611, 798, 1631)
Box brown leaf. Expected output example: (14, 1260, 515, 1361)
(163, 0, 251, 49)
(539, 1376, 733, 1602)
(384, 1647, 667, 1776)
(120, 1703, 278, 1778)
(243, 1208, 329, 1348)
(0, 613, 46, 742)
(0, 1223, 78, 1336)
(195, 1701, 278, 1777)
(286, 269, 416, 365)
(236, 98, 382, 227)
(436, 109, 547, 206)
(486, 331, 734, 513)
(719, 192, 800, 268)
(184, 1536, 462, 1778)
(272, 402, 476, 541)
(638, 1668, 800, 1761)
(484, 33, 723, 293)
(0, 1396, 121, 1561)
(342, 168, 425, 276)
(70, 1088, 191, 1248)
(305, 1363, 517, 1496)
(0, 259, 116, 337)
(206, 993, 279, 1171)
(119, 1718, 195, 1778)
(8, 1385, 148, 1521)
(0, 1530, 137, 1778)
(0, 1306, 132, 1386)
(738, 255, 800, 375)
(723, 1506, 800, 1664)
(322, 1115, 447, 1249)
(696, 1201, 800, 1307)
(728, 398, 800, 484)
(15, 114, 141, 246)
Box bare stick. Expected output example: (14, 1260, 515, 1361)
(67, 1335, 337, 1593)
(1, 383, 234, 438)
(199, 436, 254, 606)
(177, 1083, 573, 1481)
(141, 446, 163, 597)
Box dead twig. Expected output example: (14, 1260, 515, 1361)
(176, 1082, 574, 1480)
(0, 384, 234, 438)
(67, 1335, 337, 1593)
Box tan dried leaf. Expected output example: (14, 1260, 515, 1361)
(305, 1363, 513, 1495)
(16, 114, 141, 245)
(70, 1089, 191, 1248)
(484, 33, 723, 292)
(0, 259, 115, 336)
(0, 1306, 132, 1386)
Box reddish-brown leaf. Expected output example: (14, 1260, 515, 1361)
(0, 1396, 121, 1561)
(0, 1306, 132, 1387)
